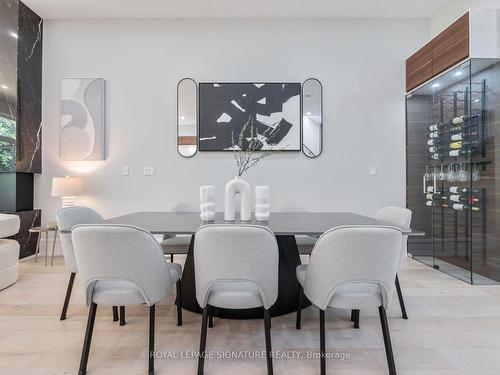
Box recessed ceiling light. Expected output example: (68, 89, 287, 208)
(0, 84, 8, 89)
(306, 112, 311, 116)
(8, 31, 18, 39)
(242, 94, 247, 97)
(180, 116, 185, 120)
(432, 83, 440, 88)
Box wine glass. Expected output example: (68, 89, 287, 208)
(472, 163, 481, 182)
(438, 165, 445, 181)
(446, 164, 456, 182)
(424, 166, 432, 181)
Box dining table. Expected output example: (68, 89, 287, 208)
(102, 211, 417, 320)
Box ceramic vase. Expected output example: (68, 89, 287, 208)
(255, 186, 270, 221)
(224, 176, 251, 221)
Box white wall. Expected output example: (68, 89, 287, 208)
(36, 18, 429, 228)
(430, 0, 500, 37)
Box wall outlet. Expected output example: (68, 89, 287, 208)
(369, 166, 377, 176)
(143, 167, 155, 176)
(122, 166, 129, 176)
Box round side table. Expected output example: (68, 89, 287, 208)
(29, 223, 58, 266)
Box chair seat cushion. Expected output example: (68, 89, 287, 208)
(92, 280, 146, 306)
(0, 214, 20, 238)
(296, 264, 308, 285)
(0, 264, 18, 290)
(169, 263, 182, 282)
(0, 240, 20, 269)
(160, 235, 191, 254)
(207, 280, 264, 309)
(328, 282, 383, 309)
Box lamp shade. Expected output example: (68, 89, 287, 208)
(51, 177, 83, 197)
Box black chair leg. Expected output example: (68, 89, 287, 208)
(197, 307, 209, 375)
(176, 280, 183, 326)
(353, 309, 360, 329)
(264, 309, 273, 375)
(112, 306, 119, 322)
(379, 306, 397, 375)
(60, 272, 76, 320)
(119, 306, 126, 326)
(395, 275, 408, 319)
(149, 305, 155, 375)
(208, 306, 214, 328)
(78, 302, 97, 375)
(296, 285, 304, 329)
(350, 309, 354, 322)
(319, 309, 326, 375)
(170, 254, 174, 263)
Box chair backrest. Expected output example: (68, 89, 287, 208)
(305, 225, 402, 310)
(56, 206, 103, 273)
(194, 225, 279, 309)
(71, 224, 173, 306)
(374, 207, 412, 261)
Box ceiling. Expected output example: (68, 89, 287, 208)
(23, 0, 449, 19)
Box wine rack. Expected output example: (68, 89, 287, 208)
(406, 58, 500, 284)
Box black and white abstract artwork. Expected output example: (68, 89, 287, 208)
(199, 83, 301, 151)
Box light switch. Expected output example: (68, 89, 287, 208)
(144, 167, 155, 176)
(122, 167, 129, 176)
(370, 167, 377, 176)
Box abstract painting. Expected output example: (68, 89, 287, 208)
(60, 78, 105, 160)
(199, 83, 301, 151)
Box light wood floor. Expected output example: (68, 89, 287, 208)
(1, 256, 500, 374)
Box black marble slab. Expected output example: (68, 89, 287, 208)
(11, 208, 40, 258)
(16, 1, 42, 173)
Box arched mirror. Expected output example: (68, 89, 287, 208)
(177, 78, 198, 157)
(302, 78, 323, 158)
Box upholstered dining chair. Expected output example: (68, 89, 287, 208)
(160, 202, 197, 262)
(295, 225, 403, 375)
(280, 201, 317, 255)
(194, 225, 279, 375)
(374, 207, 412, 320)
(72, 224, 183, 375)
(56, 206, 127, 322)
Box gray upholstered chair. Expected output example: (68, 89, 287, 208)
(295, 225, 403, 375)
(56, 206, 117, 321)
(72, 224, 183, 375)
(374, 207, 412, 320)
(280, 202, 317, 255)
(160, 203, 196, 262)
(194, 225, 279, 375)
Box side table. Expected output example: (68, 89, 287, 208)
(29, 223, 58, 266)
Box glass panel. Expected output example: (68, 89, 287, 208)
(302, 78, 322, 158)
(177, 78, 197, 158)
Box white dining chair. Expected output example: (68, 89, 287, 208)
(160, 202, 196, 262)
(374, 207, 412, 320)
(56, 206, 127, 322)
(194, 224, 279, 375)
(72, 224, 183, 375)
(295, 225, 403, 375)
(280, 201, 317, 255)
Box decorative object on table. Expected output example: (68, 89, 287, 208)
(224, 118, 276, 222)
(29, 223, 58, 266)
(199, 185, 215, 221)
(255, 186, 270, 221)
(51, 176, 83, 207)
(0, 214, 20, 290)
(199, 82, 301, 151)
(60, 78, 105, 160)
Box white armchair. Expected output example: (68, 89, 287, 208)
(0, 214, 20, 290)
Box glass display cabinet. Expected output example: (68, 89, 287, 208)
(406, 58, 500, 284)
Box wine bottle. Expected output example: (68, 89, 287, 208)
(429, 122, 446, 131)
(452, 114, 479, 125)
(426, 201, 439, 207)
(452, 203, 480, 211)
(449, 132, 478, 141)
(449, 148, 474, 157)
(429, 145, 448, 153)
(426, 193, 447, 200)
(427, 138, 447, 146)
(449, 140, 478, 150)
(449, 186, 479, 194)
(429, 132, 441, 139)
(449, 194, 479, 203)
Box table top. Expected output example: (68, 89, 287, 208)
(102, 211, 415, 236)
(29, 224, 58, 232)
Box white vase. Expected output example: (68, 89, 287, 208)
(255, 186, 270, 221)
(224, 176, 251, 221)
(200, 185, 215, 221)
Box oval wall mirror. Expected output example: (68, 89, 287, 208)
(177, 78, 198, 157)
(302, 78, 323, 158)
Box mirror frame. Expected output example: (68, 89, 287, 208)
(301, 78, 323, 158)
(177, 78, 198, 158)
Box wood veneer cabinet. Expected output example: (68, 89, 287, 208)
(406, 9, 500, 92)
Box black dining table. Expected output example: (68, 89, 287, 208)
(104, 211, 415, 319)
